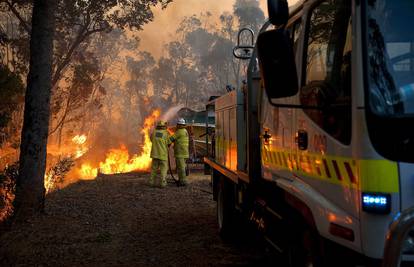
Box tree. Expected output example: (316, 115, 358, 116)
(0, 0, 173, 150)
(151, 57, 175, 105)
(0, 0, 172, 87)
(125, 52, 155, 126)
(0, 65, 24, 138)
(13, 0, 56, 220)
(233, 0, 265, 34)
(11, 0, 174, 220)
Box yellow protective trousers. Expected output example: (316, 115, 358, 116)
(176, 157, 187, 184)
(150, 159, 168, 187)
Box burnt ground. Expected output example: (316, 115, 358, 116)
(0, 171, 277, 266)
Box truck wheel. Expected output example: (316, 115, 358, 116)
(217, 178, 237, 239)
(288, 228, 323, 267)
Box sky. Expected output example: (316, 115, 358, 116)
(138, 0, 300, 57)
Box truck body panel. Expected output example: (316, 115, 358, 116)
(205, 0, 414, 263)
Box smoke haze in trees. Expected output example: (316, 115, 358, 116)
(0, 0, 300, 191)
(139, 0, 299, 58)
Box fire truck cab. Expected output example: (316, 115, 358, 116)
(205, 0, 414, 266)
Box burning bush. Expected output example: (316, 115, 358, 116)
(0, 156, 75, 223)
(44, 157, 75, 193)
(0, 162, 18, 223)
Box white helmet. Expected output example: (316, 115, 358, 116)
(177, 118, 186, 125)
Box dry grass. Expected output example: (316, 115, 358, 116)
(0, 172, 271, 266)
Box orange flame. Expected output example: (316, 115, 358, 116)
(44, 172, 54, 193)
(79, 163, 98, 179)
(78, 110, 161, 179)
(72, 134, 89, 159)
(44, 134, 90, 193)
(72, 135, 87, 145)
(167, 127, 175, 135)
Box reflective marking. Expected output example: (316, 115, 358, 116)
(344, 162, 356, 184)
(315, 160, 322, 176)
(261, 146, 399, 193)
(323, 159, 332, 178)
(277, 152, 283, 167)
(332, 160, 343, 181)
(282, 153, 288, 168)
(272, 151, 278, 166)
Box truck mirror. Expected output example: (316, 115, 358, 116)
(257, 29, 298, 99)
(233, 28, 255, 60)
(268, 0, 289, 26)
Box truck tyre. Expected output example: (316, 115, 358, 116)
(217, 177, 237, 239)
(288, 227, 323, 267)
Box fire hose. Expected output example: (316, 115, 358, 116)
(167, 149, 180, 187)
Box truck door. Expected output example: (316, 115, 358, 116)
(260, 18, 302, 182)
(292, 0, 358, 220)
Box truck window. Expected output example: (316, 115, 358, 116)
(367, 0, 414, 115)
(292, 19, 302, 53)
(364, 0, 414, 163)
(300, 0, 352, 145)
(287, 19, 302, 52)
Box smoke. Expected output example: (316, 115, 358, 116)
(139, 0, 300, 58)
(160, 105, 184, 123)
(139, 0, 264, 58)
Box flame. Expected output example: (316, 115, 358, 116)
(167, 127, 175, 135)
(78, 110, 161, 179)
(79, 163, 98, 179)
(43, 134, 89, 193)
(74, 148, 88, 159)
(44, 171, 54, 193)
(0, 175, 15, 223)
(72, 135, 87, 145)
(72, 134, 89, 159)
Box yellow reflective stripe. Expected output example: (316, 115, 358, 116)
(359, 160, 399, 193)
(262, 146, 399, 193)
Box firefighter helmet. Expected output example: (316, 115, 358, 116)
(157, 120, 167, 127)
(177, 118, 186, 125)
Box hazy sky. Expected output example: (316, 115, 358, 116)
(138, 0, 300, 57)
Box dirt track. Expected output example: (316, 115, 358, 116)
(0, 172, 274, 266)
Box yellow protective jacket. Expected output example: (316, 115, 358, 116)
(170, 127, 189, 159)
(150, 128, 171, 161)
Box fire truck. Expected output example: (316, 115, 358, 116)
(204, 0, 414, 266)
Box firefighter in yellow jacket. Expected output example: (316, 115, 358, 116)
(170, 118, 189, 186)
(150, 120, 171, 188)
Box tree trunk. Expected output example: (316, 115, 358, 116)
(13, 0, 55, 220)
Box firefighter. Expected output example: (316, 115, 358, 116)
(170, 118, 189, 186)
(149, 120, 171, 188)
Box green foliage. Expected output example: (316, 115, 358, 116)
(0, 65, 24, 128)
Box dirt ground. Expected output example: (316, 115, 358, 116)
(0, 171, 275, 266)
